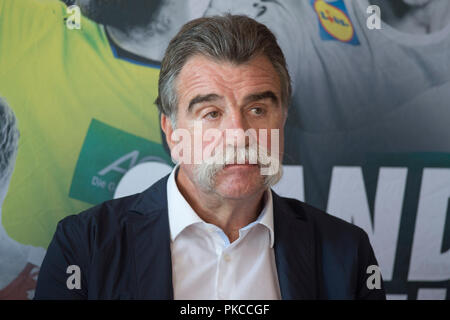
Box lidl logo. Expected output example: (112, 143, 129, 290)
(311, 0, 360, 45)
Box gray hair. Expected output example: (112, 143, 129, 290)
(155, 14, 292, 126)
(0, 97, 19, 186)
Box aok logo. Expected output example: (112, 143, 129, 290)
(312, 0, 359, 44)
(69, 119, 171, 205)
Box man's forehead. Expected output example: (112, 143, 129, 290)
(176, 54, 281, 103)
(179, 54, 279, 81)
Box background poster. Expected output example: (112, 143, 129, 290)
(0, 0, 448, 299)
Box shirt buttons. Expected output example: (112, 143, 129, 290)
(223, 254, 231, 262)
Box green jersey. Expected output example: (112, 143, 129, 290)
(0, 0, 169, 248)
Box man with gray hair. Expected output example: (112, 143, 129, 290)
(0, 97, 45, 299)
(35, 15, 385, 300)
(0, 97, 19, 202)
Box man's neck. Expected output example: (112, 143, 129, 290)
(176, 167, 266, 244)
(105, 0, 192, 62)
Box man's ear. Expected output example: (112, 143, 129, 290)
(161, 113, 174, 151)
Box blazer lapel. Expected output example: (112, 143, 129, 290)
(272, 191, 318, 299)
(126, 175, 174, 299)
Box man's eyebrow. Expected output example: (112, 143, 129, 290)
(188, 94, 222, 112)
(243, 91, 279, 106)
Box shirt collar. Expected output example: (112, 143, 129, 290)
(167, 165, 204, 242)
(166, 164, 275, 248)
(255, 188, 275, 248)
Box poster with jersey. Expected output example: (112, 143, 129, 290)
(0, 0, 448, 299)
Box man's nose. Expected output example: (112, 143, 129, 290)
(223, 111, 249, 147)
(226, 109, 248, 130)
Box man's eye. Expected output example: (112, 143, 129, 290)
(250, 107, 265, 116)
(205, 111, 220, 119)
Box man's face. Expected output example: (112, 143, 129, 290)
(164, 54, 286, 200)
(75, 0, 164, 28)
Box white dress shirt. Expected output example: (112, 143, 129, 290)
(167, 166, 281, 300)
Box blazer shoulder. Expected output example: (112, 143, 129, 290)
(278, 195, 367, 242)
(55, 174, 170, 251)
(68, 173, 170, 225)
(57, 193, 142, 236)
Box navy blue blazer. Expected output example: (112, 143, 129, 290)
(35, 175, 386, 300)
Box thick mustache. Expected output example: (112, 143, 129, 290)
(194, 144, 282, 192)
(203, 145, 273, 168)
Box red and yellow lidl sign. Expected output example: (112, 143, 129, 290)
(311, 0, 360, 45)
